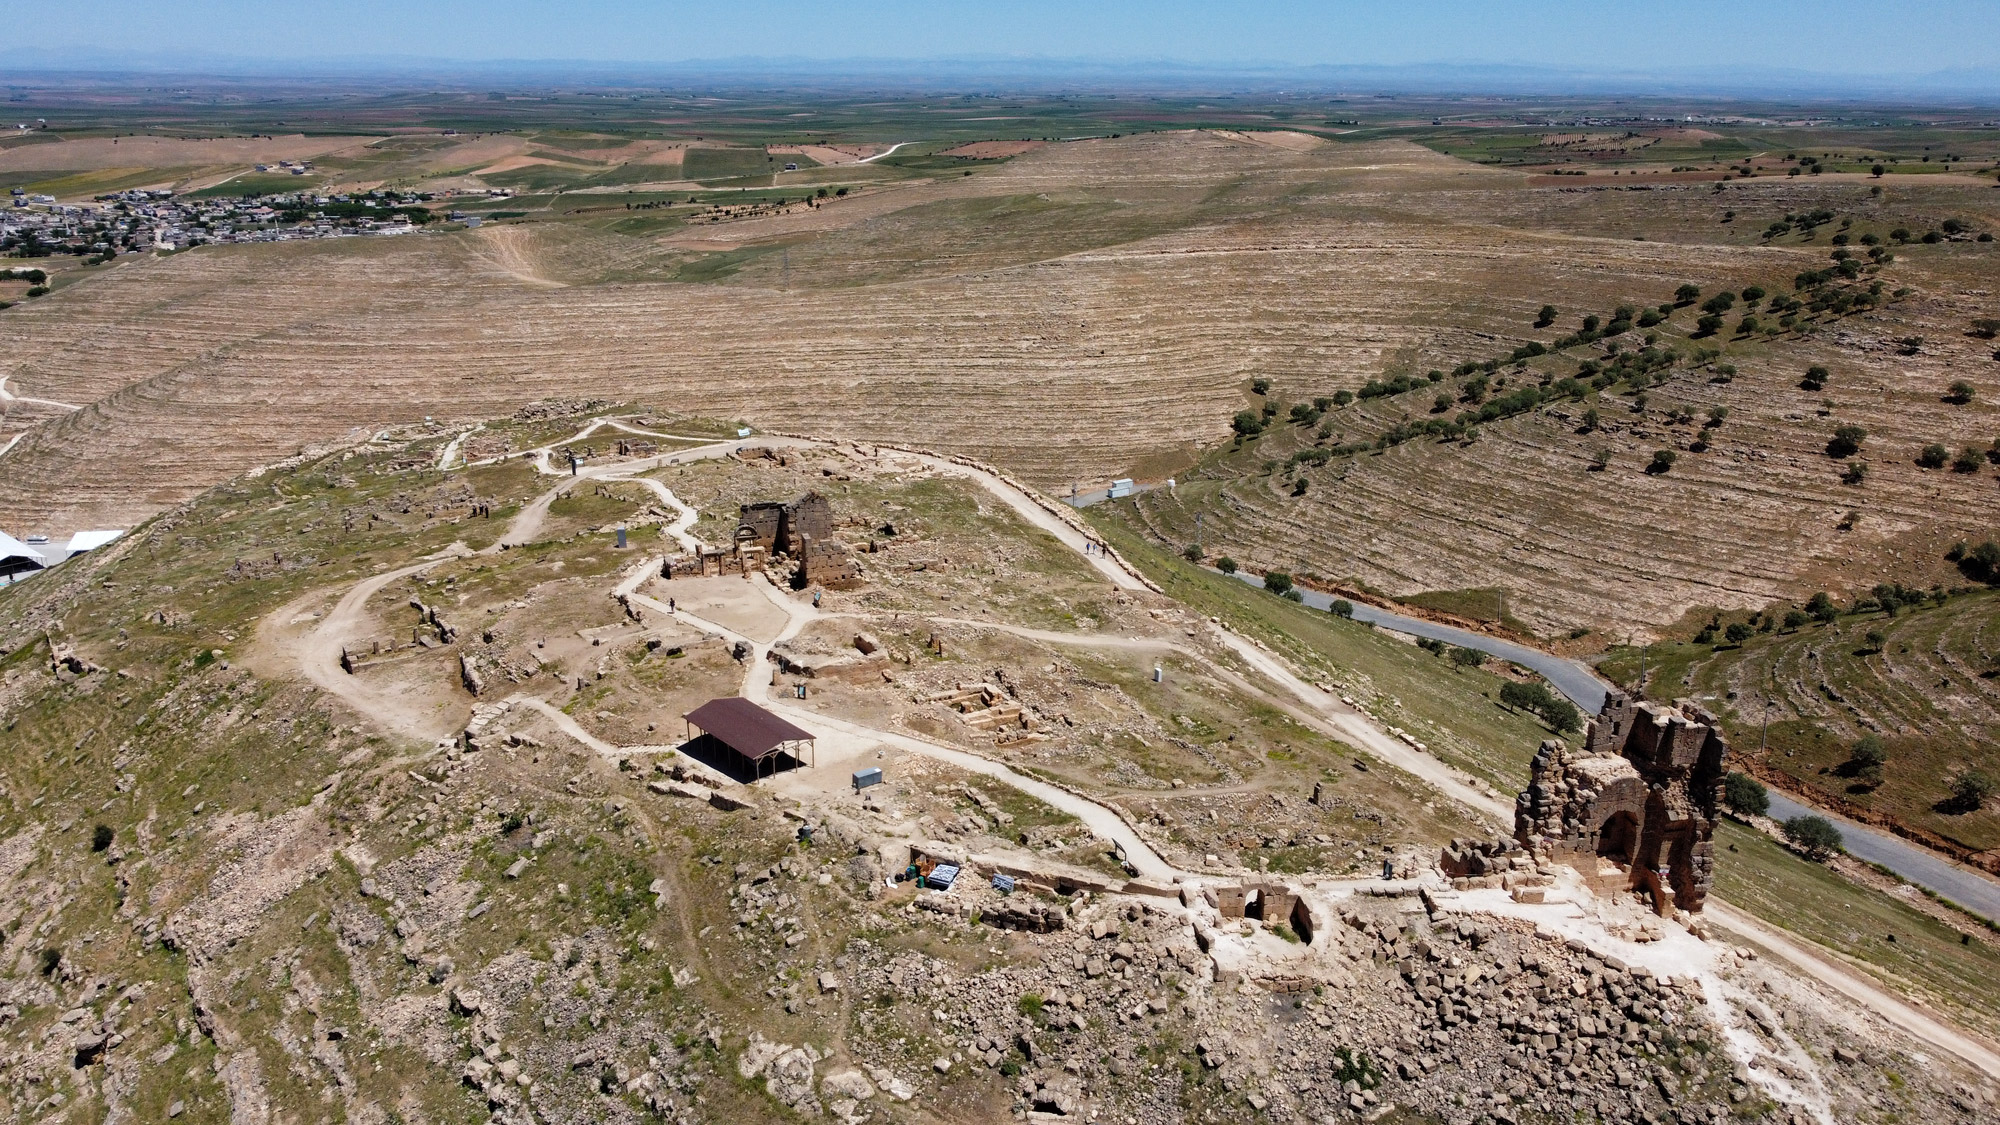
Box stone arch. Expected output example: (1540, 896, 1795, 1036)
(1598, 810, 1641, 866)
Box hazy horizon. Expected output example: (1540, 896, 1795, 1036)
(6, 0, 2000, 98)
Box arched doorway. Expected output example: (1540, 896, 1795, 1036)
(1598, 811, 1641, 866)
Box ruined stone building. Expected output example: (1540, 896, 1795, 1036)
(664, 491, 860, 588)
(1209, 881, 1314, 942)
(736, 492, 833, 557)
(739, 492, 861, 589)
(1513, 691, 1727, 914)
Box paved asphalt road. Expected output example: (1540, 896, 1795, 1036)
(1763, 790, 2000, 922)
(1216, 569, 1611, 710)
(1218, 568, 2000, 921)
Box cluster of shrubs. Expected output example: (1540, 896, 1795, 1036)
(1417, 636, 1483, 667)
(0, 266, 51, 307)
(1915, 440, 1985, 473)
(1497, 680, 1582, 734)
(1721, 774, 1844, 861)
(1852, 582, 1942, 616)
(1689, 586, 1946, 649)
(1358, 372, 1438, 399)
(1262, 570, 1303, 602)
(1948, 539, 2000, 585)
(1761, 208, 1838, 240)
(1283, 446, 1336, 471)
(1884, 219, 1992, 245)
(1545, 304, 1659, 349)
(1404, 640, 1585, 732)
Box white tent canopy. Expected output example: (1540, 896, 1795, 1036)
(0, 531, 48, 584)
(65, 529, 123, 557)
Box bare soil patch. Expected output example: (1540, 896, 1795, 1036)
(938, 140, 1046, 159)
(1207, 129, 1325, 153)
(0, 133, 379, 173)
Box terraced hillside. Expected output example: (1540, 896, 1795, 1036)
(1123, 171, 2000, 636)
(5, 129, 2000, 642)
(1598, 588, 2000, 861)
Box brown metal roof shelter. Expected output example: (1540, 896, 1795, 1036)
(682, 697, 817, 780)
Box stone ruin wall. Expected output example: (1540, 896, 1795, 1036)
(1512, 692, 1726, 914)
(738, 502, 786, 552)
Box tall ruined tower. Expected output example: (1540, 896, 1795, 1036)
(1513, 690, 1726, 913)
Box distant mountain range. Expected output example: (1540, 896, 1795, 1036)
(3, 47, 1998, 102)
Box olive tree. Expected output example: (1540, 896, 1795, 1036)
(1782, 815, 1843, 860)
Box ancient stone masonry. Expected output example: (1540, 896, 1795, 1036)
(736, 491, 862, 590)
(1202, 881, 1316, 940)
(1514, 691, 1727, 914)
(795, 532, 862, 589)
(664, 490, 863, 588)
(736, 492, 833, 557)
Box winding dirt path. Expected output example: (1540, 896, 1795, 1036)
(1707, 901, 2000, 1077)
(251, 419, 2000, 1082)
(271, 550, 471, 743)
(858, 142, 912, 164)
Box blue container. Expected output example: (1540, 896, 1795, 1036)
(852, 767, 883, 791)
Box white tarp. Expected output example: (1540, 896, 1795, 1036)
(64, 529, 124, 557)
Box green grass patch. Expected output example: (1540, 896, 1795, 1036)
(27, 166, 198, 198)
(1713, 819, 2000, 1043)
(1087, 512, 1556, 792)
(1398, 587, 1538, 637)
(672, 243, 788, 284)
(682, 147, 784, 183)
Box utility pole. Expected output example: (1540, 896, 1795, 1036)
(1195, 512, 1203, 554)
(1634, 632, 1645, 700)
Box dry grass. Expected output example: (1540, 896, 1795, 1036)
(0, 133, 379, 174)
(3, 130, 1997, 648)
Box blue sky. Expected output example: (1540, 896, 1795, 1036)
(16, 1, 2000, 74)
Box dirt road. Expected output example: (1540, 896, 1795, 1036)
(253, 420, 2000, 1082)
(269, 550, 470, 743)
(1708, 901, 2000, 1077)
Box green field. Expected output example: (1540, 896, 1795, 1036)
(682, 146, 787, 182)
(1397, 587, 1540, 637)
(21, 165, 196, 197)
(1090, 514, 1560, 793)
(1714, 819, 2000, 1043)
(1388, 122, 2000, 174)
